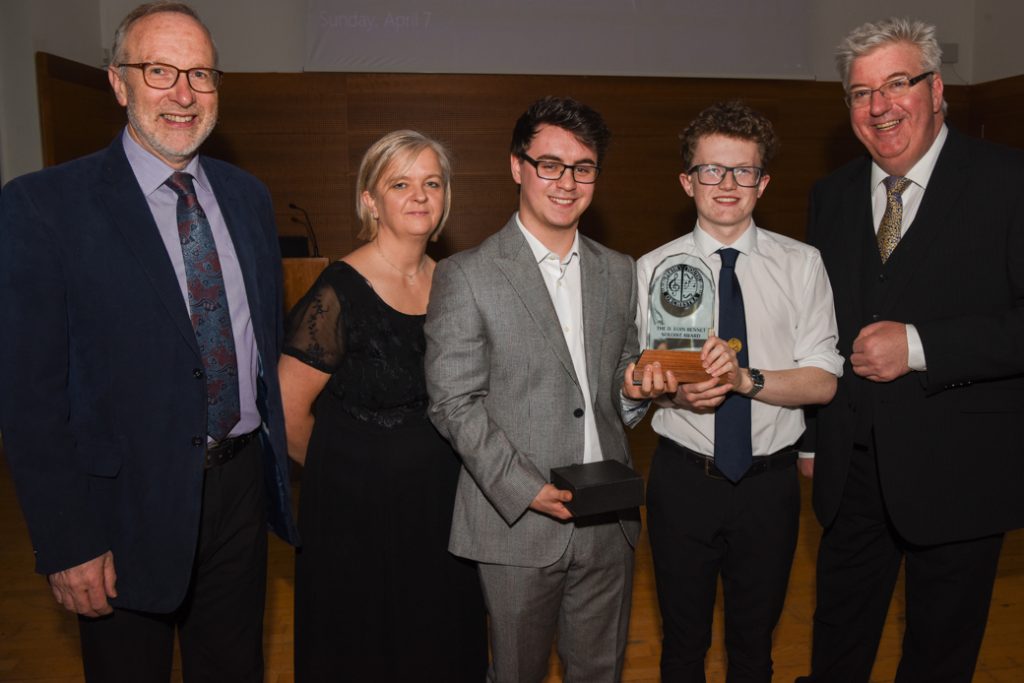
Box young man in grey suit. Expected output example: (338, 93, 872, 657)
(425, 96, 642, 682)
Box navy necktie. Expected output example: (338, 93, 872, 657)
(714, 247, 752, 482)
(165, 172, 240, 441)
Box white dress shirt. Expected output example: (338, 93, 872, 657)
(517, 215, 604, 464)
(870, 123, 949, 372)
(635, 223, 844, 457)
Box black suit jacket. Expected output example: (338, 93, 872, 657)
(807, 126, 1024, 546)
(0, 137, 299, 612)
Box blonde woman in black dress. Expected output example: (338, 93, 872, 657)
(279, 130, 487, 681)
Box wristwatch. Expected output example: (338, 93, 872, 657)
(746, 368, 765, 398)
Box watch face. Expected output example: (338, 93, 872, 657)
(749, 369, 764, 394)
(659, 264, 704, 317)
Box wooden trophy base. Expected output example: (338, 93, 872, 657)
(632, 349, 719, 385)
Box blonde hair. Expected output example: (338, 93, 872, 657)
(356, 130, 452, 242)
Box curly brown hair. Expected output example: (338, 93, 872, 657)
(679, 101, 779, 170)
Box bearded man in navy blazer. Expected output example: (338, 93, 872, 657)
(0, 2, 298, 680)
(797, 17, 1024, 683)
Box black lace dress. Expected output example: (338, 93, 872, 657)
(284, 261, 487, 682)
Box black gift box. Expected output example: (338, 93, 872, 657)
(550, 460, 645, 518)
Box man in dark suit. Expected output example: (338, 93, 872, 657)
(799, 17, 1024, 683)
(0, 2, 298, 680)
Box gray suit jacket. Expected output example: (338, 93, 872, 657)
(425, 218, 642, 568)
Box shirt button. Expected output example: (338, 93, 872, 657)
(573, 408, 584, 418)
(193, 368, 204, 378)
(192, 436, 204, 447)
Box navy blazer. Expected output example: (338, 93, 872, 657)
(806, 127, 1024, 546)
(0, 137, 299, 612)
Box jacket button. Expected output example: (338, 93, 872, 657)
(193, 368, 204, 378)
(192, 437, 204, 447)
(573, 408, 584, 418)
(871, 313, 880, 321)
(878, 273, 886, 282)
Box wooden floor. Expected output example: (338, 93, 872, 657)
(1, 426, 1022, 682)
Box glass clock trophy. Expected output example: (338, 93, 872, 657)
(632, 253, 717, 384)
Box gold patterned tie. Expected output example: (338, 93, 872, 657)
(877, 176, 911, 263)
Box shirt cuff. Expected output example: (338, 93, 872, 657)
(906, 324, 927, 371)
(798, 451, 814, 460)
(619, 391, 650, 427)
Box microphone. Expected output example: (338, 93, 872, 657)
(288, 203, 320, 257)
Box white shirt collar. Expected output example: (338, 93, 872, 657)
(515, 212, 580, 265)
(692, 221, 759, 259)
(870, 123, 948, 191)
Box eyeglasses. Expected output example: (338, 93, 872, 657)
(520, 154, 601, 184)
(687, 164, 764, 188)
(845, 71, 933, 109)
(118, 62, 224, 93)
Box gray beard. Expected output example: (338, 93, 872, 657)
(125, 98, 217, 166)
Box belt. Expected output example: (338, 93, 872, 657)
(659, 437, 797, 481)
(205, 430, 259, 469)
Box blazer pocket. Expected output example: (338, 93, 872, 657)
(957, 386, 1024, 414)
(79, 440, 123, 477)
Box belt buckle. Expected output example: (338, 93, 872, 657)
(703, 456, 726, 480)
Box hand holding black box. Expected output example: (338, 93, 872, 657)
(550, 460, 644, 518)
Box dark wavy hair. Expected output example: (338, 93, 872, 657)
(510, 96, 611, 164)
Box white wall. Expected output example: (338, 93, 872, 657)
(2, 0, 1021, 184)
(974, 0, 1024, 82)
(808, 0, 975, 85)
(100, 0, 305, 71)
(0, 0, 104, 183)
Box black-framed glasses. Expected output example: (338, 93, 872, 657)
(118, 62, 224, 93)
(845, 71, 933, 109)
(520, 154, 601, 184)
(687, 164, 764, 187)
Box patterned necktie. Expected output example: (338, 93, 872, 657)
(714, 248, 752, 483)
(165, 172, 240, 441)
(877, 176, 911, 263)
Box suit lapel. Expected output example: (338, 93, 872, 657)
(580, 236, 607, 404)
(492, 221, 580, 386)
(879, 129, 968, 314)
(835, 161, 874, 327)
(96, 140, 200, 356)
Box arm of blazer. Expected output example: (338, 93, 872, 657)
(0, 177, 109, 574)
(913, 138, 1024, 391)
(425, 257, 548, 525)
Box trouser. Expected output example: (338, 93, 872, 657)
(79, 437, 268, 682)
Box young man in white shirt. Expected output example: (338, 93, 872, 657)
(630, 101, 842, 682)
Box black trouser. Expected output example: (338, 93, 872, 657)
(647, 437, 800, 683)
(803, 440, 1003, 683)
(79, 437, 268, 683)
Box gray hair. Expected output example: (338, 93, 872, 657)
(836, 17, 945, 114)
(111, 1, 218, 66)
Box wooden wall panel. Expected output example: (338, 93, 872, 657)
(969, 74, 1024, 148)
(34, 53, 124, 168)
(36, 51, 1009, 268)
